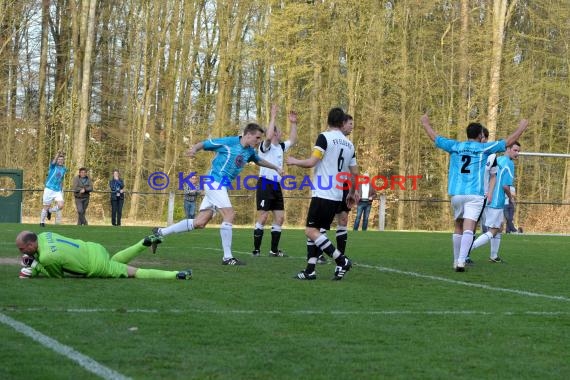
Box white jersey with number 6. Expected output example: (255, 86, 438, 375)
(312, 129, 357, 201)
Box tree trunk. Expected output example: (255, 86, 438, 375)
(457, 0, 470, 125)
(37, 0, 50, 178)
(487, 0, 518, 138)
(74, 0, 98, 169)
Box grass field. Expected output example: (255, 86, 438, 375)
(1, 223, 569, 380)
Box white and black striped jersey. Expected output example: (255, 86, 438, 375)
(312, 129, 357, 201)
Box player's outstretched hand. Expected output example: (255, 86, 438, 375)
(21, 254, 35, 267)
(285, 156, 297, 165)
(19, 267, 33, 279)
(288, 111, 298, 124)
(346, 192, 360, 209)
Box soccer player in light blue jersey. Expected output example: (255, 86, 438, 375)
(421, 114, 529, 272)
(40, 151, 68, 227)
(465, 127, 497, 264)
(150, 123, 284, 266)
(470, 142, 520, 262)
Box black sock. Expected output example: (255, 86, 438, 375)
(336, 229, 348, 254)
(271, 230, 281, 252)
(306, 240, 317, 273)
(335, 254, 348, 267)
(253, 228, 264, 250)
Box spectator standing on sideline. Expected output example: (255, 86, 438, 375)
(40, 151, 68, 227)
(420, 114, 529, 272)
(470, 142, 522, 262)
(109, 169, 125, 226)
(72, 167, 93, 226)
(183, 174, 202, 219)
(287, 107, 359, 281)
(16, 231, 191, 280)
(148, 123, 284, 265)
(504, 185, 518, 233)
(353, 173, 377, 231)
(252, 104, 298, 257)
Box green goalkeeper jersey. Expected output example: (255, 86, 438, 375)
(32, 232, 113, 278)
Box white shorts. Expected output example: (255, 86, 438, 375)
(483, 207, 504, 229)
(199, 183, 232, 211)
(42, 188, 64, 205)
(451, 195, 485, 221)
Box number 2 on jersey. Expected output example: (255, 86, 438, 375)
(461, 155, 471, 173)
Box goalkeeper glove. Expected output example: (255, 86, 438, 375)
(21, 254, 38, 268)
(19, 267, 33, 279)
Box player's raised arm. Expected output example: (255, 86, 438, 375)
(52, 151, 63, 164)
(420, 114, 438, 142)
(505, 119, 529, 147)
(263, 104, 278, 149)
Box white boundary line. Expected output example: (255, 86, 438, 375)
(200, 247, 570, 303)
(2, 307, 569, 316)
(0, 312, 130, 380)
(357, 263, 570, 302)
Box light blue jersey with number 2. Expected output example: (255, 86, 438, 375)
(435, 136, 506, 196)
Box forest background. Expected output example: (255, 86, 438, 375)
(1, 0, 569, 232)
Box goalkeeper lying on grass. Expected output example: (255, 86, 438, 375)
(15, 230, 192, 280)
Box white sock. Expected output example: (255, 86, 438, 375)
(458, 230, 474, 265)
(472, 231, 493, 250)
(49, 206, 59, 213)
(220, 222, 233, 260)
(490, 233, 502, 259)
(40, 209, 47, 223)
(271, 224, 282, 232)
(452, 234, 461, 264)
(55, 211, 62, 224)
(255, 222, 264, 230)
(160, 219, 194, 236)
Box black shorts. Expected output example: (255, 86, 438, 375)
(336, 189, 351, 213)
(256, 177, 285, 211)
(306, 197, 341, 230)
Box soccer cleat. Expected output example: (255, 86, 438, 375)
(222, 257, 246, 266)
(176, 269, 192, 280)
(332, 258, 352, 281)
(317, 255, 328, 264)
(294, 270, 317, 280)
(465, 257, 475, 265)
(269, 250, 287, 257)
(489, 257, 503, 263)
(46, 210, 51, 221)
(149, 227, 163, 254)
(455, 263, 466, 272)
(252, 249, 261, 257)
(143, 233, 163, 253)
(39, 223, 45, 227)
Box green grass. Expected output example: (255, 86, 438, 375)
(1, 224, 569, 379)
